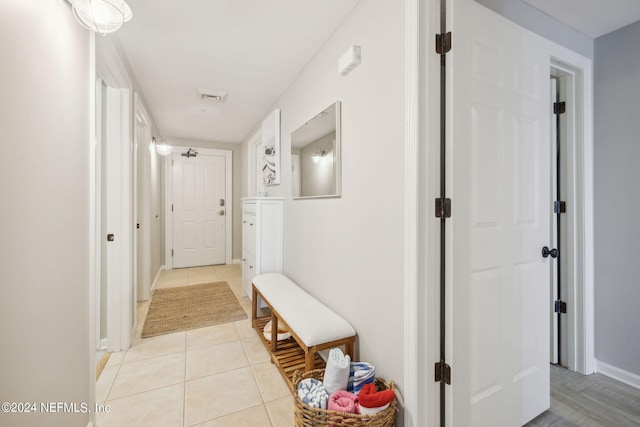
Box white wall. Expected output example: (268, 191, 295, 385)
(0, 1, 91, 426)
(244, 0, 406, 417)
(594, 21, 640, 377)
(474, 0, 593, 59)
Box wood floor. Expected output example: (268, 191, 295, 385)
(525, 364, 640, 426)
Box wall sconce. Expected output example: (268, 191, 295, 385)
(152, 137, 172, 157)
(311, 148, 326, 164)
(70, 0, 133, 35)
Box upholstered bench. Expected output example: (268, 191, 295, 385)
(251, 273, 356, 387)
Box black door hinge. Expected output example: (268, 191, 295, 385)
(554, 201, 566, 214)
(435, 360, 451, 384)
(435, 198, 452, 218)
(171, 249, 174, 257)
(554, 300, 567, 314)
(554, 101, 566, 115)
(436, 32, 452, 55)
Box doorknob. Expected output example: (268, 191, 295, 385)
(218, 210, 225, 216)
(542, 246, 558, 258)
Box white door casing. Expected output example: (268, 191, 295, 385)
(167, 148, 233, 268)
(95, 35, 137, 354)
(448, 1, 551, 425)
(101, 83, 134, 352)
(550, 77, 559, 364)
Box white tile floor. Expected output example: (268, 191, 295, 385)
(96, 265, 294, 427)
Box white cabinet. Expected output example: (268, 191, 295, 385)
(241, 198, 283, 299)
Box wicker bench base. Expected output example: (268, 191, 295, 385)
(253, 317, 325, 388)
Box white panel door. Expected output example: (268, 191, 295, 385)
(172, 153, 226, 268)
(449, 1, 551, 425)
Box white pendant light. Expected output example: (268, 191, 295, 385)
(71, 0, 132, 35)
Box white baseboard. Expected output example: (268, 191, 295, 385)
(150, 265, 164, 294)
(232, 258, 241, 265)
(595, 359, 640, 390)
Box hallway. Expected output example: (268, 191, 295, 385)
(95, 265, 293, 426)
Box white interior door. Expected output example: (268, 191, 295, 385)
(449, 1, 551, 425)
(134, 96, 152, 301)
(172, 153, 226, 268)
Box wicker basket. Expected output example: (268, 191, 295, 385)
(293, 369, 396, 427)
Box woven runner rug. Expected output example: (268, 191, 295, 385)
(141, 282, 247, 338)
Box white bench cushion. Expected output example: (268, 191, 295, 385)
(253, 273, 356, 347)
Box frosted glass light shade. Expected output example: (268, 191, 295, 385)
(72, 0, 132, 35)
(156, 143, 172, 157)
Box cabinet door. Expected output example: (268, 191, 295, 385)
(243, 213, 256, 256)
(242, 251, 256, 298)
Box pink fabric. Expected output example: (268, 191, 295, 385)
(328, 390, 359, 427)
(328, 390, 358, 413)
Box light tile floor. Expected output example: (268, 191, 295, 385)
(96, 264, 294, 427)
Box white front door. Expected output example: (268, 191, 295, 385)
(172, 153, 226, 268)
(449, 1, 551, 425)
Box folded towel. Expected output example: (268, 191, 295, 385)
(347, 362, 376, 396)
(328, 390, 358, 427)
(359, 402, 391, 416)
(297, 378, 329, 409)
(263, 320, 291, 341)
(323, 348, 351, 395)
(358, 382, 395, 415)
(328, 390, 358, 413)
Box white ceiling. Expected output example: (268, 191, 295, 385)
(522, 0, 640, 39)
(116, 0, 359, 143)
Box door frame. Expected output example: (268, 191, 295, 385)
(546, 55, 595, 375)
(95, 35, 136, 353)
(164, 147, 233, 269)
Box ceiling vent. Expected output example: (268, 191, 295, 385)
(196, 88, 227, 103)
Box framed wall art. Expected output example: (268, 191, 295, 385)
(261, 108, 281, 185)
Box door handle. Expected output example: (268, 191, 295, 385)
(218, 210, 225, 216)
(542, 246, 558, 258)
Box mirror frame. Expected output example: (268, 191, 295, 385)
(291, 101, 341, 199)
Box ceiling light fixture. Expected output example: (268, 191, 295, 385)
(153, 137, 172, 157)
(311, 148, 326, 164)
(71, 0, 133, 35)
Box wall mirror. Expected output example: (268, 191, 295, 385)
(291, 101, 341, 199)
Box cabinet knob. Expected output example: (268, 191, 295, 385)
(249, 266, 253, 269)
